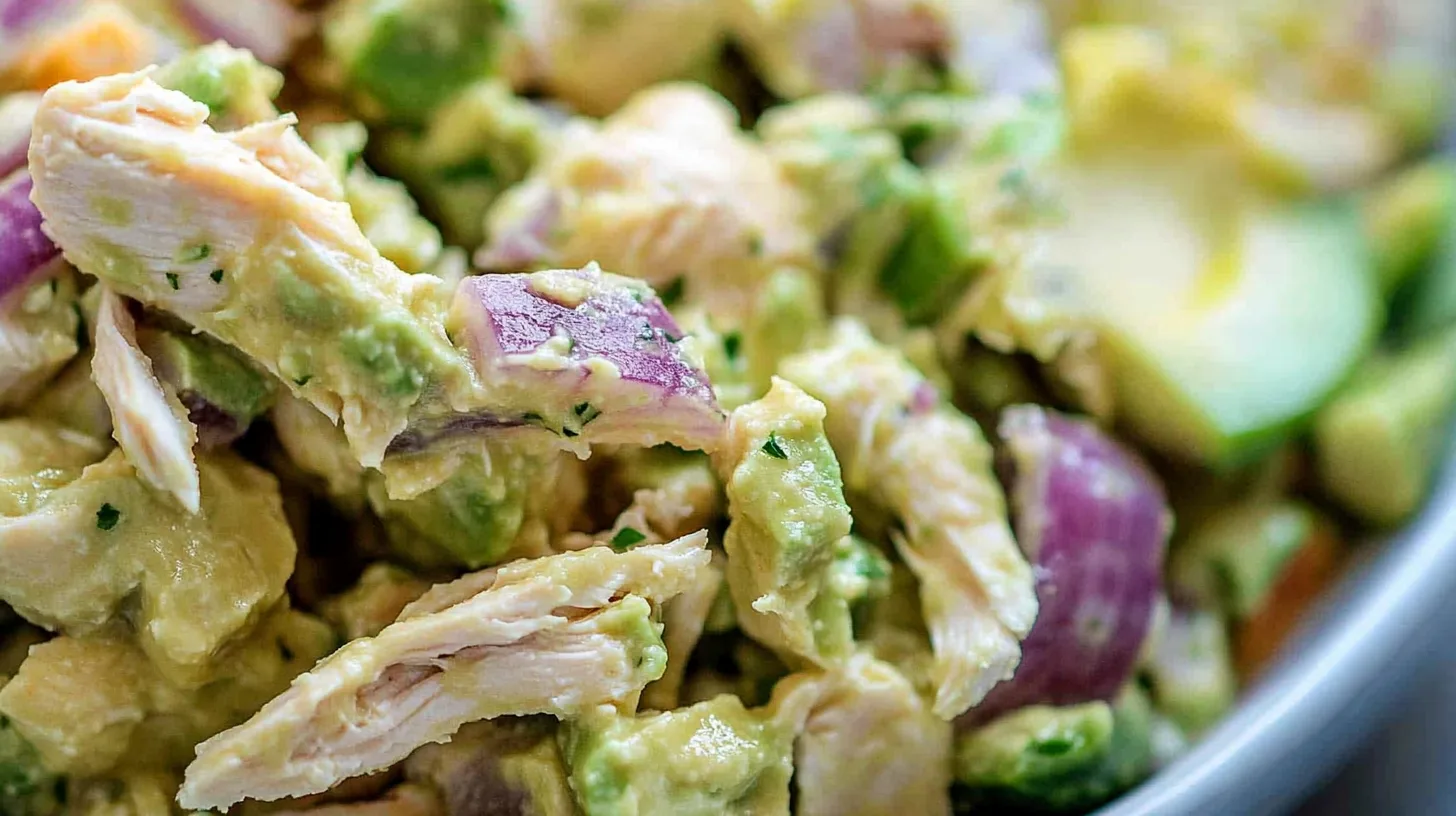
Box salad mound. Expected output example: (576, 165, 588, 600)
(0, 1, 1451, 814)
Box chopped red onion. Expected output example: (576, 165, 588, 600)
(970, 404, 1171, 720)
(0, 171, 60, 300)
(451, 266, 724, 452)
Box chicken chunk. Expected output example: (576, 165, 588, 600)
(642, 550, 725, 711)
(28, 69, 474, 469)
(477, 85, 816, 324)
(91, 285, 201, 513)
(179, 534, 712, 810)
(781, 320, 1037, 718)
(0, 421, 297, 687)
(714, 378, 856, 668)
(791, 652, 953, 816)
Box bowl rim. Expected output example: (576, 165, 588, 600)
(1096, 456, 1456, 816)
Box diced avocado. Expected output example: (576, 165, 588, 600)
(1314, 326, 1456, 525)
(1392, 211, 1456, 342)
(742, 268, 827, 398)
(377, 80, 550, 248)
(954, 686, 1155, 812)
(0, 715, 64, 816)
(719, 379, 856, 667)
(1366, 160, 1455, 293)
(828, 535, 892, 634)
(309, 122, 444, 274)
(879, 177, 981, 324)
(136, 326, 276, 434)
(320, 563, 429, 640)
(152, 43, 283, 129)
(879, 94, 1066, 325)
(369, 446, 536, 570)
(1053, 163, 1381, 466)
(560, 695, 795, 816)
(1144, 609, 1236, 737)
(1170, 501, 1323, 619)
(324, 0, 512, 123)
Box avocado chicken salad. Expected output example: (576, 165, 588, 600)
(0, 0, 1449, 813)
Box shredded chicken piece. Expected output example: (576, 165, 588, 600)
(642, 551, 726, 711)
(92, 285, 200, 513)
(179, 534, 711, 810)
(781, 320, 1036, 718)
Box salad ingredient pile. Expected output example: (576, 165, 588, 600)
(0, 0, 1450, 814)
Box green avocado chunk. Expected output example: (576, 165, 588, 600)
(151, 42, 283, 130)
(1314, 325, 1456, 525)
(954, 687, 1155, 813)
(718, 378, 856, 667)
(325, 0, 513, 123)
(136, 325, 276, 438)
(0, 714, 63, 816)
(1366, 159, 1455, 294)
(1170, 501, 1322, 619)
(1053, 161, 1382, 466)
(561, 695, 795, 816)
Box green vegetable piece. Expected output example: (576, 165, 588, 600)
(1054, 169, 1381, 466)
(377, 80, 550, 247)
(1314, 325, 1456, 525)
(718, 379, 856, 667)
(1145, 609, 1237, 738)
(325, 0, 512, 123)
(137, 326, 277, 433)
(609, 527, 647, 552)
(94, 503, 120, 531)
(954, 687, 1155, 813)
(1366, 159, 1455, 293)
(561, 695, 795, 816)
(152, 43, 284, 130)
(828, 534, 892, 633)
(370, 446, 536, 569)
(309, 122, 444, 274)
(0, 715, 64, 816)
(1171, 501, 1321, 619)
(879, 178, 981, 324)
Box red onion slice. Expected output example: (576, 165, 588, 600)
(173, 0, 310, 67)
(971, 404, 1171, 719)
(0, 170, 60, 300)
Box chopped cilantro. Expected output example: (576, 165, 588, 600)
(182, 244, 211, 262)
(293, 374, 313, 386)
(210, 269, 225, 283)
(659, 276, 686, 307)
(610, 527, 647, 551)
(96, 503, 121, 531)
(277, 637, 294, 662)
(165, 273, 180, 290)
(761, 433, 788, 460)
(723, 332, 742, 362)
(574, 402, 602, 425)
(747, 233, 764, 256)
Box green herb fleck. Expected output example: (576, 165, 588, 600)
(723, 332, 742, 362)
(610, 527, 647, 552)
(277, 637, 294, 662)
(659, 276, 686, 307)
(562, 427, 580, 438)
(574, 402, 602, 425)
(210, 268, 225, 283)
(96, 503, 121, 531)
(165, 273, 180, 290)
(761, 433, 789, 460)
(293, 374, 313, 387)
(747, 233, 764, 256)
(182, 244, 211, 262)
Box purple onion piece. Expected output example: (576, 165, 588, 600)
(970, 404, 1171, 721)
(0, 171, 60, 299)
(0, 0, 81, 36)
(173, 0, 310, 67)
(475, 186, 560, 272)
(451, 266, 725, 452)
(386, 411, 528, 456)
